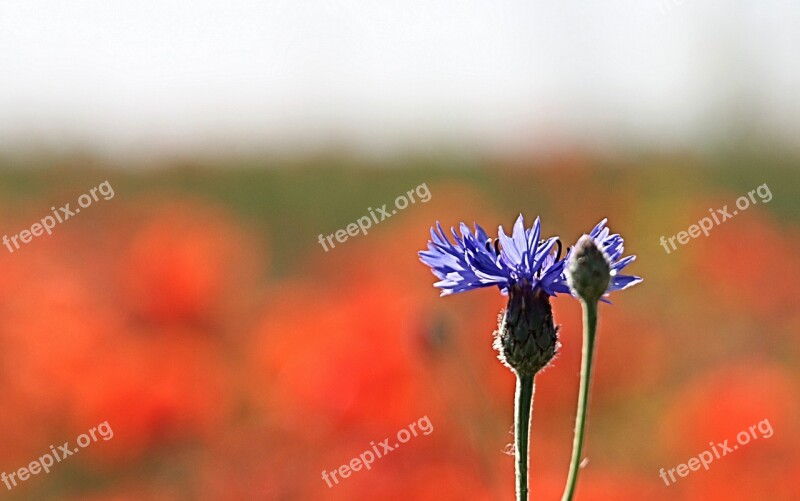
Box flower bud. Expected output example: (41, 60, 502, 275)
(567, 235, 611, 302)
(493, 282, 558, 376)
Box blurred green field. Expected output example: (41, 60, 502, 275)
(1, 151, 798, 276)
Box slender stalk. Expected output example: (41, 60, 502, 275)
(562, 299, 598, 501)
(514, 373, 535, 501)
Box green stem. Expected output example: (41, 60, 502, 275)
(562, 299, 598, 501)
(515, 373, 535, 501)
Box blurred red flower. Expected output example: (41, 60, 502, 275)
(119, 201, 261, 326)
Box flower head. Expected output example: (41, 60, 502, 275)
(566, 235, 611, 302)
(558, 218, 642, 300)
(419, 215, 565, 297)
(494, 283, 559, 375)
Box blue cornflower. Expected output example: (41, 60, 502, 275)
(419, 213, 643, 501)
(419, 214, 566, 297)
(555, 218, 642, 299)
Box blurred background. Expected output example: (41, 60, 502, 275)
(1, 1, 799, 500)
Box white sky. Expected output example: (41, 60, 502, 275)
(1, 0, 798, 156)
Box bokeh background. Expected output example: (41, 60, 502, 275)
(1, 1, 800, 500)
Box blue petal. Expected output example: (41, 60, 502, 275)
(498, 223, 522, 269)
(608, 274, 642, 291)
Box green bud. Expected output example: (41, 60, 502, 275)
(567, 235, 611, 302)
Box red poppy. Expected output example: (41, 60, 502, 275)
(119, 201, 261, 326)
